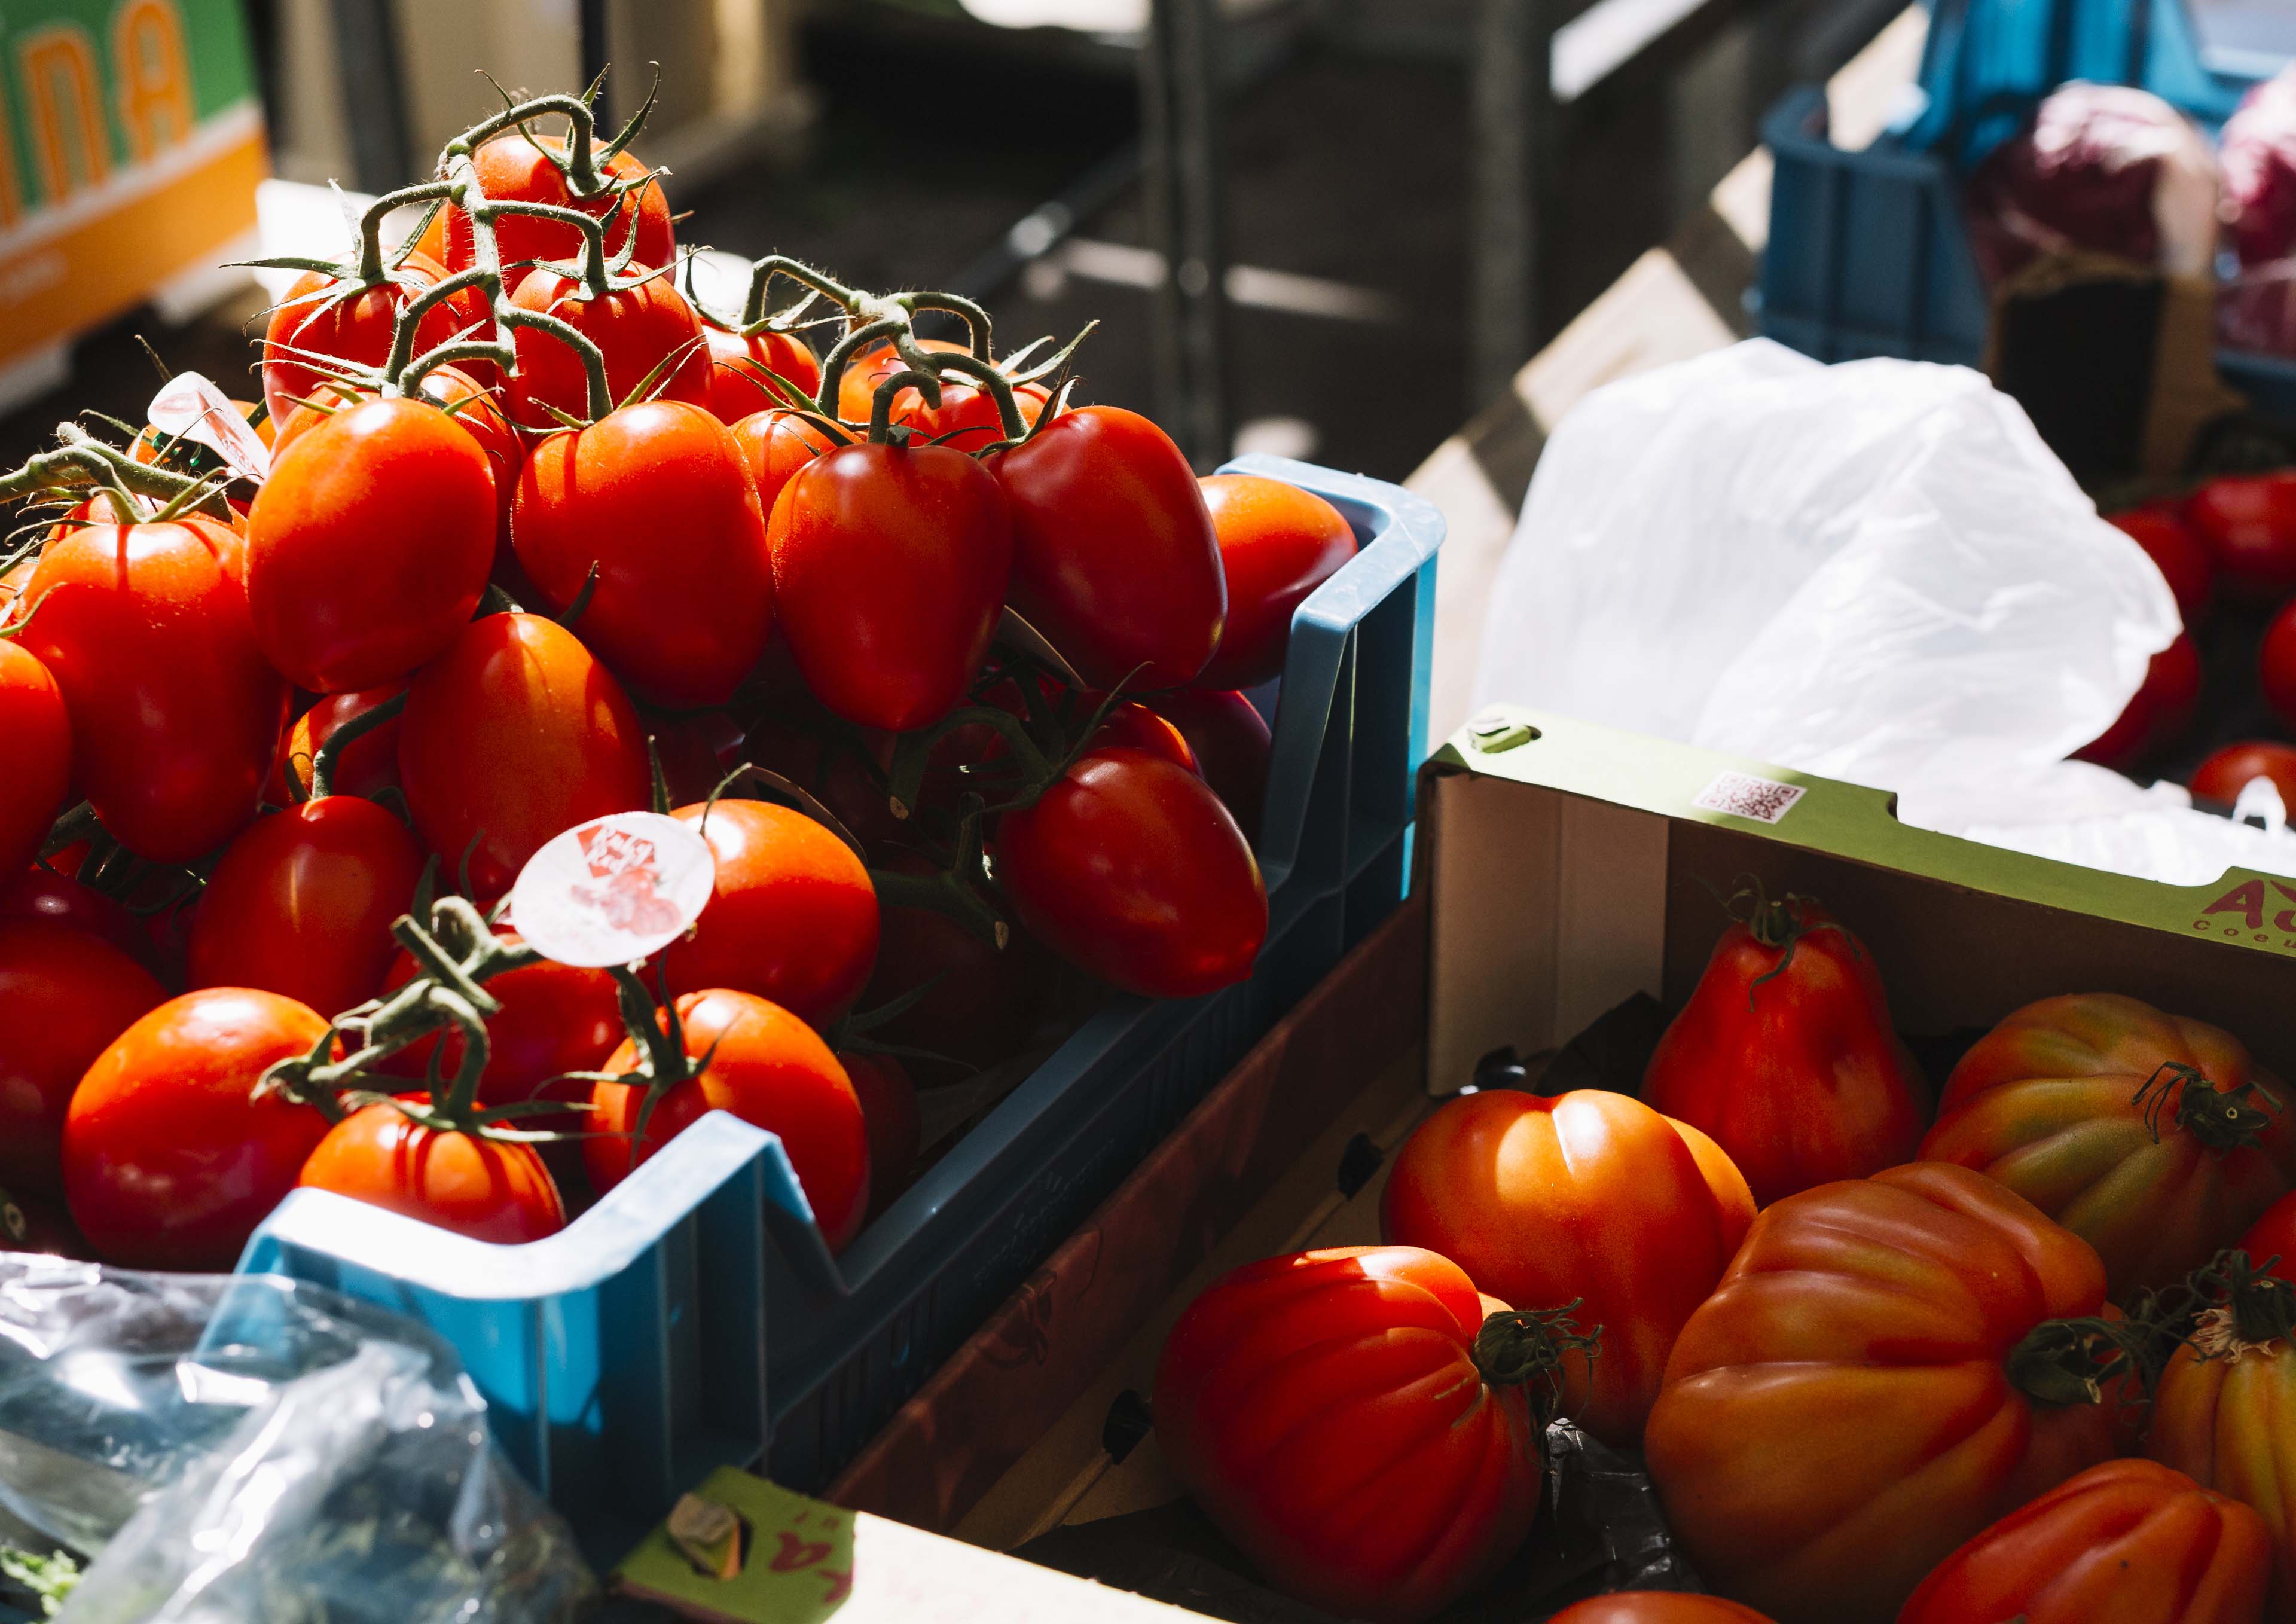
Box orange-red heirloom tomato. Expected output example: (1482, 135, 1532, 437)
(585, 990, 869, 1251)
(1153, 1246, 1550, 1624)
(504, 267, 713, 429)
(511, 400, 774, 707)
(660, 800, 878, 1027)
(1381, 1088, 1755, 1444)
(246, 396, 498, 693)
(419, 136, 674, 293)
(1898, 1458, 2271, 1624)
(299, 1100, 567, 1244)
(1194, 474, 1358, 689)
(0, 641, 68, 879)
(729, 408, 832, 515)
(1547, 1598, 1775, 1624)
(2147, 1258, 2296, 1618)
(63, 988, 334, 1269)
(396, 613, 652, 900)
(1644, 1163, 2125, 1624)
(23, 514, 287, 862)
(1642, 893, 1928, 1208)
(1919, 994, 2296, 1300)
(187, 798, 426, 1020)
(699, 323, 822, 423)
(0, 920, 166, 1195)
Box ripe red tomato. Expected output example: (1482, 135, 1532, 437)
(1144, 689, 1271, 844)
(505, 267, 712, 428)
(660, 799, 877, 1025)
(1898, 1458, 2271, 1624)
(2191, 740, 2296, 810)
(738, 713, 904, 850)
(1642, 894, 1929, 1207)
(1195, 475, 1358, 689)
(1155, 1246, 1549, 1623)
(0, 920, 166, 1195)
(1920, 993, 2296, 1299)
(1547, 1601, 1773, 1624)
(0, 554, 32, 616)
(422, 137, 674, 292)
(992, 407, 1226, 691)
(2189, 472, 2296, 596)
(23, 515, 286, 862)
(2243, 1190, 2296, 1284)
(396, 612, 652, 899)
(834, 337, 969, 423)
(1645, 1164, 2125, 1624)
(271, 370, 520, 522)
(0, 866, 155, 973)
(268, 683, 407, 805)
(841, 1052, 920, 1220)
(373, 929, 621, 1110)
(512, 401, 774, 707)
(2074, 631, 2202, 771)
(860, 850, 1048, 1081)
(187, 798, 427, 1020)
(766, 441, 1013, 730)
(994, 747, 1266, 998)
(585, 989, 870, 1252)
(2106, 503, 2214, 628)
(900, 376, 1050, 453)
(2261, 597, 2296, 734)
(1382, 1088, 1755, 1444)
(298, 1099, 567, 1244)
(63, 987, 334, 1269)
(259, 253, 488, 424)
(0, 642, 68, 880)
(1085, 699, 1198, 772)
(246, 396, 497, 693)
(700, 323, 822, 423)
(731, 408, 833, 517)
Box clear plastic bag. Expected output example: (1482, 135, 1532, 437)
(0, 1259, 594, 1624)
(1471, 339, 2296, 884)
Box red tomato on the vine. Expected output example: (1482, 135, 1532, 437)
(511, 401, 774, 707)
(2074, 631, 2201, 771)
(2105, 503, 2213, 628)
(505, 267, 712, 428)
(268, 683, 407, 806)
(900, 376, 1049, 453)
(700, 323, 822, 423)
(63, 987, 334, 1269)
(860, 850, 1049, 1082)
(1143, 689, 1271, 844)
(187, 798, 426, 1021)
(2189, 471, 2296, 596)
(373, 929, 621, 1112)
(585, 989, 871, 1252)
(420, 136, 674, 294)
(23, 515, 286, 862)
(730, 408, 834, 517)
(0, 642, 68, 880)
(396, 612, 652, 899)
(1195, 474, 1358, 689)
(835, 337, 969, 424)
(299, 1100, 566, 1244)
(0, 866, 155, 974)
(0, 920, 166, 1195)
(259, 252, 489, 425)
(246, 396, 497, 693)
(2191, 741, 2296, 810)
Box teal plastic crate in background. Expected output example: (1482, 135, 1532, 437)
(236, 456, 1443, 1558)
(1759, 0, 2296, 417)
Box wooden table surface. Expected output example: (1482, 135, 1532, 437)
(1403, 7, 1930, 746)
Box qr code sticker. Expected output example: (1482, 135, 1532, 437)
(1693, 771, 1805, 825)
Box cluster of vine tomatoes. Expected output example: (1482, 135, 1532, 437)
(1153, 887, 2296, 1624)
(0, 79, 1363, 1274)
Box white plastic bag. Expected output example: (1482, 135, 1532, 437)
(1471, 339, 2296, 883)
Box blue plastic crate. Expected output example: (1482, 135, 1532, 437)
(236, 455, 1443, 1556)
(1758, 0, 2296, 419)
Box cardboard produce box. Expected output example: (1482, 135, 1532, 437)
(826, 706, 2296, 1623)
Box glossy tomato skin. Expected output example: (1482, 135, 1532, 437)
(1155, 1246, 1544, 1624)
(0, 921, 166, 1195)
(505, 268, 712, 429)
(246, 396, 497, 693)
(299, 1100, 566, 1244)
(260, 254, 487, 424)
(841, 1052, 920, 1220)
(767, 441, 1013, 731)
(0, 866, 155, 974)
(24, 517, 287, 862)
(585, 990, 869, 1252)
(1084, 699, 1199, 773)
(2261, 598, 2296, 734)
(1642, 899, 1928, 1207)
(700, 324, 822, 423)
(0, 642, 68, 879)
(994, 747, 1266, 999)
(1920, 994, 2296, 1299)
(1382, 1088, 1755, 1444)
(1195, 475, 1358, 689)
(661, 800, 878, 1025)
(397, 613, 652, 900)
(902, 377, 1050, 453)
(512, 401, 774, 707)
(187, 799, 426, 1020)
(1144, 689, 1271, 844)
(1645, 1164, 2121, 1624)
(2191, 740, 2296, 810)
(373, 929, 621, 1110)
(730, 409, 833, 516)
(2147, 1296, 2296, 1617)
(2075, 631, 2202, 770)
(425, 138, 673, 292)
(992, 407, 1226, 691)
(1545, 1598, 1775, 1624)
(2106, 503, 2214, 628)
(63, 988, 333, 1269)
(835, 337, 969, 423)
(267, 683, 407, 805)
(1898, 1458, 2270, 1624)
(2190, 472, 2296, 596)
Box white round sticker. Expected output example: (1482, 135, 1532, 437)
(507, 813, 716, 968)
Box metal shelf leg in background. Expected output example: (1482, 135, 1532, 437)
(1142, 0, 1232, 470)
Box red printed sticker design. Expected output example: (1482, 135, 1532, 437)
(148, 372, 271, 483)
(509, 813, 716, 967)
